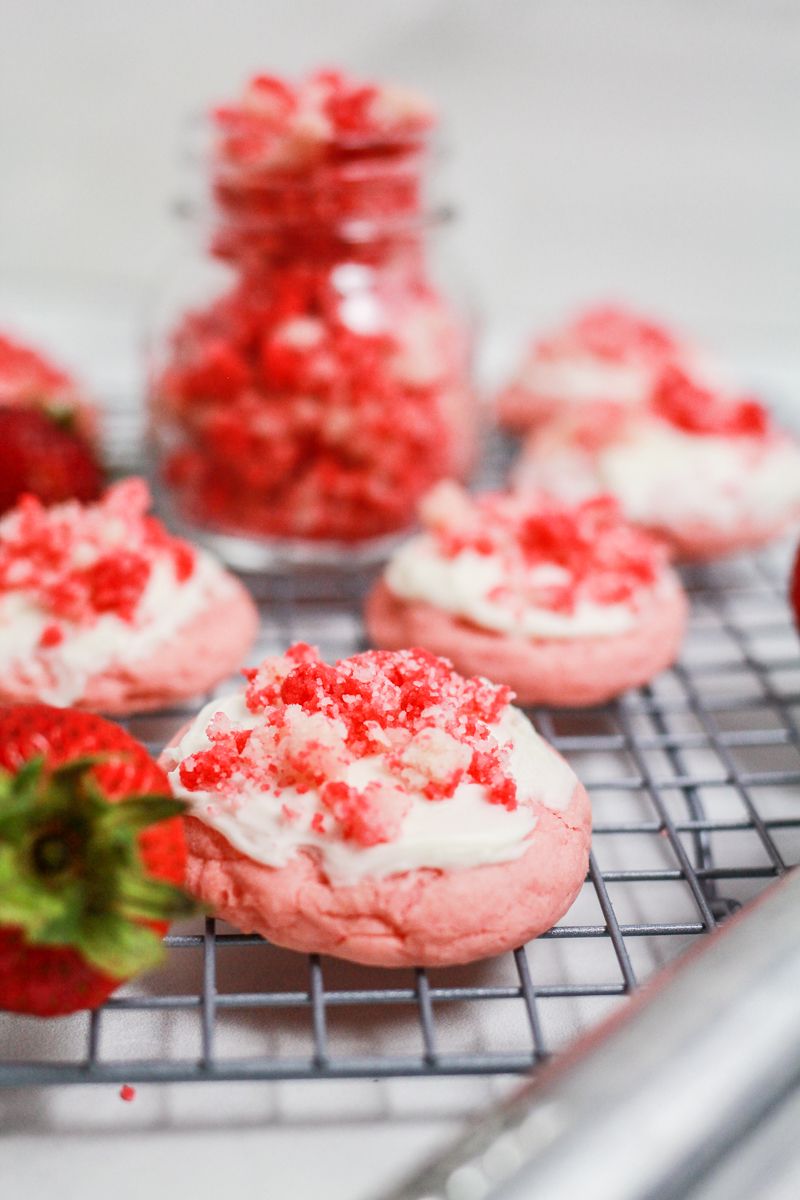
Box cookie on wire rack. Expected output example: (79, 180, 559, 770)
(162, 643, 590, 968)
(366, 484, 687, 707)
(0, 478, 258, 714)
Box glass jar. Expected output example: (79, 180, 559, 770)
(147, 71, 476, 570)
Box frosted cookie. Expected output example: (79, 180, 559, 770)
(0, 478, 258, 713)
(514, 367, 800, 560)
(496, 304, 689, 432)
(366, 484, 687, 707)
(162, 644, 590, 967)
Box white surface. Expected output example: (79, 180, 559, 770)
(0, 1075, 513, 1200)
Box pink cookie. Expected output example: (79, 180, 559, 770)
(163, 645, 591, 967)
(634, 517, 799, 564)
(496, 304, 686, 432)
(366, 487, 688, 707)
(515, 368, 800, 561)
(366, 578, 686, 708)
(181, 786, 590, 968)
(0, 478, 258, 714)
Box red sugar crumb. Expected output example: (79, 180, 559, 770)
(0, 479, 198, 624)
(156, 280, 462, 543)
(181, 647, 520, 836)
(320, 780, 409, 847)
(82, 552, 152, 621)
(425, 487, 665, 613)
(215, 68, 434, 166)
(119, 1084, 136, 1102)
(650, 366, 770, 439)
(38, 623, 64, 649)
(470, 750, 518, 811)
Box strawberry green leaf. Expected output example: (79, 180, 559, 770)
(76, 913, 166, 978)
(30, 891, 86, 945)
(46, 404, 78, 433)
(0, 754, 199, 975)
(114, 872, 198, 921)
(101, 795, 188, 833)
(10, 756, 47, 795)
(0, 847, 68, 935)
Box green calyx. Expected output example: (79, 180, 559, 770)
(0, 756, 197, 979)
(40, 400, 77, 433)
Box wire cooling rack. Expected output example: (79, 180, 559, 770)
(2, 484, 800, 1087)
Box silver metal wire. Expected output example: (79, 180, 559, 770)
(2, 439, 799, 1087)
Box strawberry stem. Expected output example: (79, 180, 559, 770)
(0, 756, 198, 978)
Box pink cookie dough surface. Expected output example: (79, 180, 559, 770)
(365, 578, 688, 707)
(496, 384, 562, 433)
(179, 775, 591, 968)
(645, 515, 800, 563)
(0, 579, 258, 715)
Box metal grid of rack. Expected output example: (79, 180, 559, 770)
(2, 536, 799, 1088)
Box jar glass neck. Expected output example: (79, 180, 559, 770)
(199, 125, 442, 274)
(207, 221, 436, 275)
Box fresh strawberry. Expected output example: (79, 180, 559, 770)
(0, 408, 104, 515)
(0, 704, 196, 1017)
(791, 543, 800, 633)
(0, 332, 98, 443)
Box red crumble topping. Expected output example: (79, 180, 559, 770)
(650, 366, 771, 439)
(210, 69, 435, 255)
(38, 623, 64, 649)
(0, 479, 197, 625)
(154, 273, 467, 543)
(421, 485, 666, 613)
(150, 69, 472, 546)
(81, 552, 153, 621)
(214, 67, 434, 167)
(537, 305, 681, 365)
(320, 780, 409, 847)
(178, 646, 520, 847)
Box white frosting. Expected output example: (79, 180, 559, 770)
(520, 355, 654, 406)
(519, 423, 800, 531)
(0, 551, 235, 706)
(384, 535, 652, 638)
(165, 695, 577, 885)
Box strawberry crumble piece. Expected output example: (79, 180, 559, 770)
(0, 479, 196, 626)
(177, 646, 521, 848)
(420, 485, 666, 615)
(650, 366, 771, 439)
(38, 623, 64, 649)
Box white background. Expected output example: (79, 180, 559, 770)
(0, 4, 799, 1199)
(1, 0, 799, 364)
